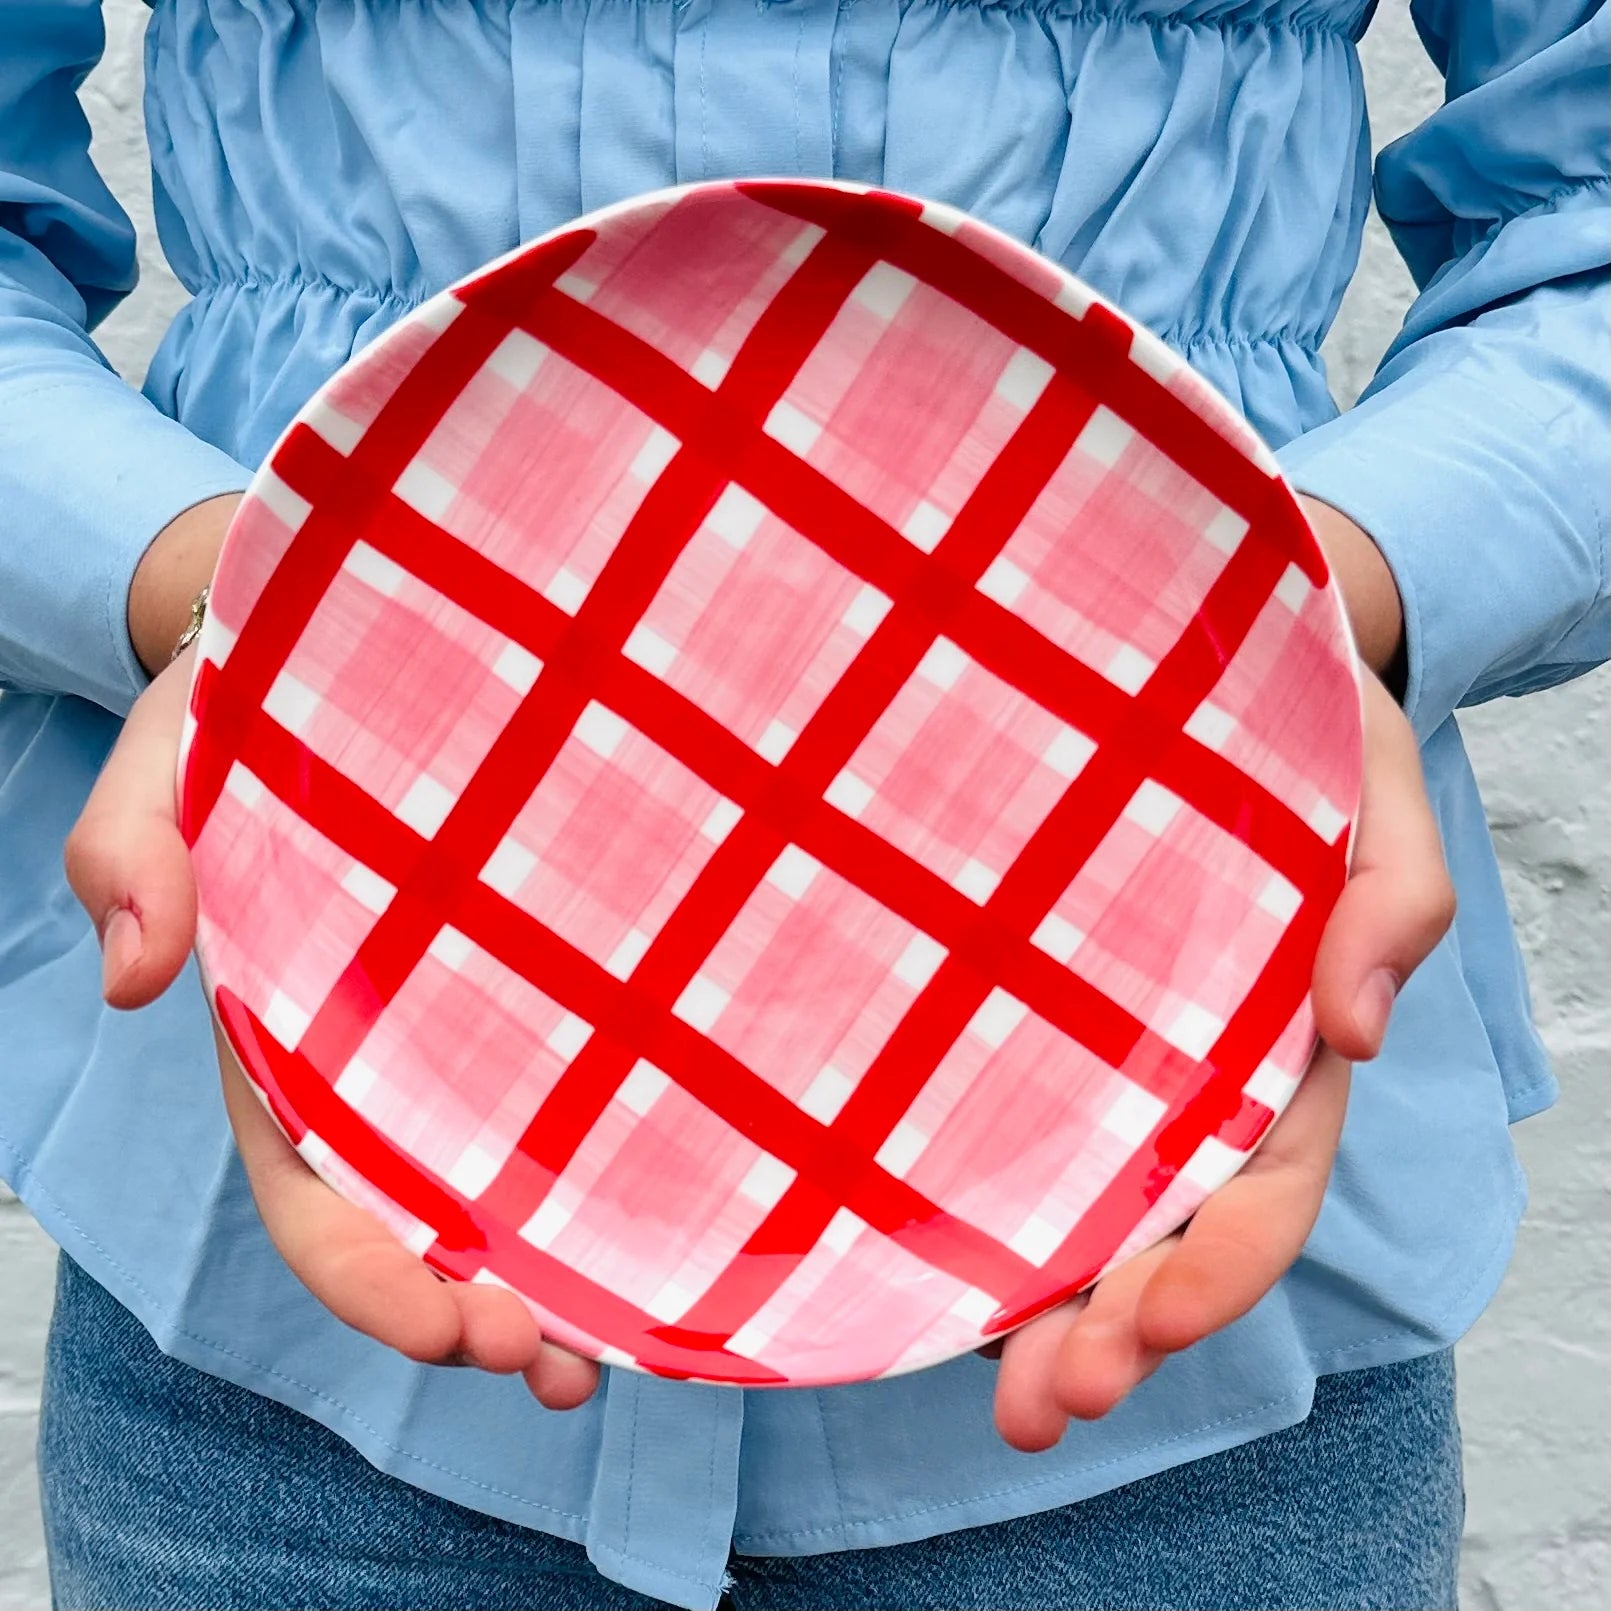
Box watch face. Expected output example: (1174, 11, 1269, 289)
(180, 179, 1361, 1387)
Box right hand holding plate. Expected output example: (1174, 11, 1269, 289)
(65, 634, 599, 1410)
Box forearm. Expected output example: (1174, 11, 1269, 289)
(1298, 495, 1406, 690)
(127, 493, 241, 678)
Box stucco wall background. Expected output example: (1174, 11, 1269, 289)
(2, 3, 1606, 1606)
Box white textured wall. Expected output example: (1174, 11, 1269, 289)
(2, 4, 1605, 1606)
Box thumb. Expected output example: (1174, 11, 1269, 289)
(1311, 674, 1455, 1061)
(63, 655, 199, 1009)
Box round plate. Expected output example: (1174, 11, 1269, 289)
(179, 180, 1362, 1387)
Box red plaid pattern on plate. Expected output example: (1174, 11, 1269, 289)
(179, 180, 1362, 1387)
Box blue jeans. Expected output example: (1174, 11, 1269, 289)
(38, 1254, 1463, 1609)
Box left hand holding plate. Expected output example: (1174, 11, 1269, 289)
(991, 505, 1453, 1451)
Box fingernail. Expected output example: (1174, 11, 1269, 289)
(1354, 969, 1399, 1051)
(100, 907, 142, 998)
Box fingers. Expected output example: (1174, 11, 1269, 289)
(1049, 1237, 1177, 1421)
(993, 1051, 1351, 1438)
(1312, 675, 1455, 1060)
(994, 1249, 1177, 1446)
(217, 1026, 469, 1361)
(993, 1295, 1089, 1452)
(1133, 1047, 1351, 1356)
(526, 1342, 604, 1412)
(63, 657, 198, 1008)
(214, 1023, 599, 1406)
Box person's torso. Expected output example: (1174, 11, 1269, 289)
(0, 6, 1553, 1606)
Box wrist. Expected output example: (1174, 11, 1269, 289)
(1296, 495, 1405, 688)
(127, 494, 241, 677)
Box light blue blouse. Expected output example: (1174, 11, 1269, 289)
(1, 3, 1607, 1606)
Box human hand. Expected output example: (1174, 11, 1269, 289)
(991, 506, 1451, 1451)
(67, 618, 599, 1408)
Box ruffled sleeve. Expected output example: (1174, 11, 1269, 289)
(1278, 0, 1610, 739)
(0, 0, 249, 715)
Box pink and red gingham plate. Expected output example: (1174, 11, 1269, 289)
(178, 180, 1362, 1388)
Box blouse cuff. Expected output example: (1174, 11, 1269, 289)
(0, 358, 251, 715)
(1277, 297, 1610, 743)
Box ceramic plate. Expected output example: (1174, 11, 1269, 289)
(179, 180, 1362, 1387)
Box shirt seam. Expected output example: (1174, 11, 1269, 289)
(792, 12, 805, 173)
(1499, 1071, 1559, 1113)
(181, 270, 432, 309)
(837, 2, 1363, 44)
(1378, 173, 1611, 238)
(587, 1540, 725, 1596)
(1165, 324, 1325, 352)
(177, 273, 1329, 353)
(623, 1383, 643, 1557)
(813, 1393, 850, 1533)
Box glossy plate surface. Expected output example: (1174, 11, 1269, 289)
(179, 180, 1362, 1387)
